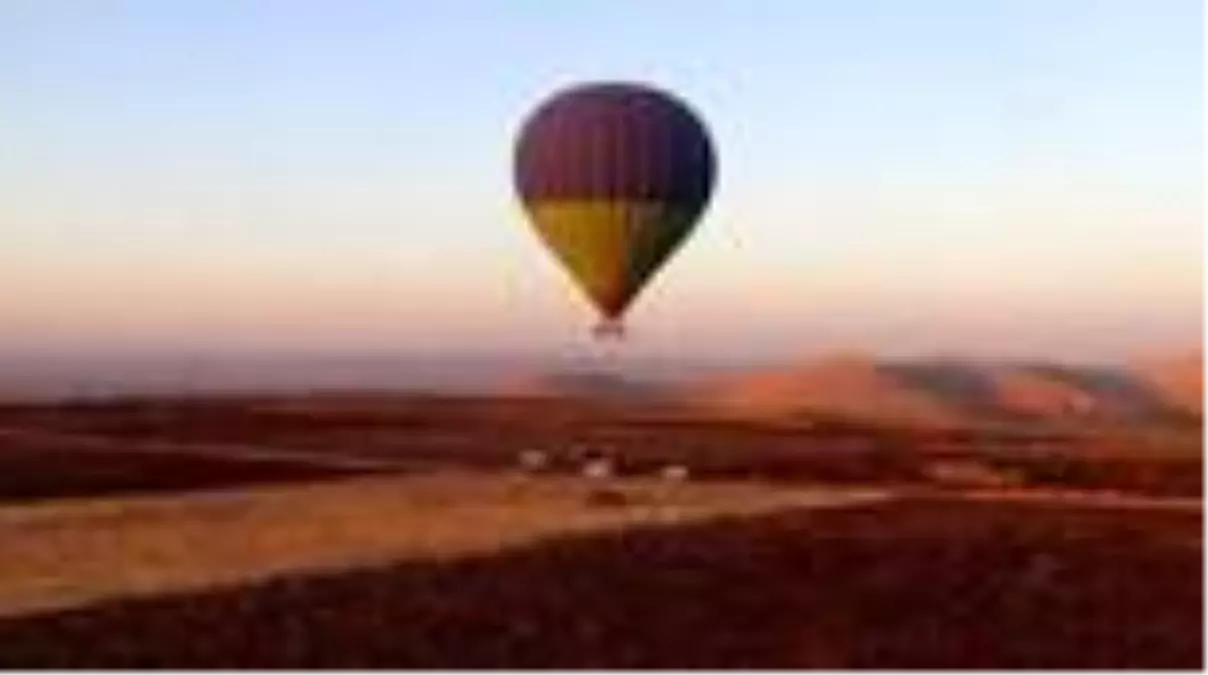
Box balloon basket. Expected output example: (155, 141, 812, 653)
(591, 320, 626, 341)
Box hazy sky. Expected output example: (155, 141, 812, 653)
(2, 0, 1201, 364)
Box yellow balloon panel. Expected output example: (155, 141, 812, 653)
(525, 200, 692, 319)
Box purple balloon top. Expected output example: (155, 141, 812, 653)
(514, 82, 716, 208)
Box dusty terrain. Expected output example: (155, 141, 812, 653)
(0, 392, 1199, 668)
(0, 393, 1199, 497)
(0, 496, 1197, 668)
(0, 472, 889, 618)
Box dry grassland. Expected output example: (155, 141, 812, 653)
(0, 471, 890, 618)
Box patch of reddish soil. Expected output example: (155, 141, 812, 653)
(0, 498, 1198, 668)
(0, 444, 369, 503)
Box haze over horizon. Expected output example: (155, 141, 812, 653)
(3, 0, 1201, 366)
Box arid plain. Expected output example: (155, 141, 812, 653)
(0, 353, 1199, 668)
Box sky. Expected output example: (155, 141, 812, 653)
(1, 0, 1202, 367)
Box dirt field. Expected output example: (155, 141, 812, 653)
(0, 434, 371, 503)
(0, 496, 1198, 668)
(0, 394, 1199, 668)
(0, 473, 888, 618)
(0, 395, 1200, 498)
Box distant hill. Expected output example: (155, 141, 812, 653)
(6, 350, 1199, 430)
(492, 371, 670, 402)
(681, 354, 962, 427)
(980, 367, 1100, 420)
(677, 352, 1202, 429)
(1127, 352, 1203, 418)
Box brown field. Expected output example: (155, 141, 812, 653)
(0, 394, 1200, 668)
(0, 394, 1200, 497)
(0, 473, 889, 619)
(0, 436, 373, 503)
(0, 496, 1198, 668)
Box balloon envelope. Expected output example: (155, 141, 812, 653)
(513, 82, 716, 332)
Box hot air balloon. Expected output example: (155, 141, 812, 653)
(513, 82, 716, 338)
